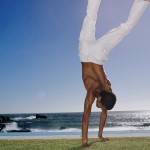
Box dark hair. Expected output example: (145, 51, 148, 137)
(100, 90, 116, 110)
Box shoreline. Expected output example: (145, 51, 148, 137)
(0, 133, 150, 140)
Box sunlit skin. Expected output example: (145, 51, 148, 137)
(81, 62, 112, 147)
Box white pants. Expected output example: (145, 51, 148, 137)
(79, 0, 149, 65)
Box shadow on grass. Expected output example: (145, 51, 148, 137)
(67, 140, 100, 150)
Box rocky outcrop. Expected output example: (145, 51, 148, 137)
(0, 115, 11, 122)
(0, 124, 6, 131)
(60, 126, 66, 130)
(36, 114, 47, 119)
(7, 129, 31, 132)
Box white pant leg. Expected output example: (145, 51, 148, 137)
(93, 0, 149, 64)
(79, 0, 101, 42)
(79, 0, 102, 63)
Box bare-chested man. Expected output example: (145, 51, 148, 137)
(79, 0, 149, 147)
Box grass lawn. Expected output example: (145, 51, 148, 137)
(0, 137, 150, 150)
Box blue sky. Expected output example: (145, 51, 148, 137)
(0, 0, 150, 114)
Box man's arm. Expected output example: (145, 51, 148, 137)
(98, 108, 109, 142)
(82, 91, 95, 147)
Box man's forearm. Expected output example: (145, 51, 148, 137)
(82, 90, 95, 146)
(82, 115, 89, 145)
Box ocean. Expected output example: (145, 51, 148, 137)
(0, 111, 150, 137)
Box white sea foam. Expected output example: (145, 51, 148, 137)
(30, 129, 46, 132)
(13, 116, 36, 121)
(87, 127, 138, 132)
(90, 126, 149, 132)
(104, 126, 138, 131)
(30, 126, 147, 133)
(3, 122, 21, 131)
(30, 128, 81, 133)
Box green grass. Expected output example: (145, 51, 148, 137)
(0, 137, 150, 150)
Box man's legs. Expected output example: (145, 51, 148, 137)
(79, 0, 102, 63)
(94, 0, 149, 63)
(79, 0, 101, 42)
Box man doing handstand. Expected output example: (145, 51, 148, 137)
(79, 0, 149, 147)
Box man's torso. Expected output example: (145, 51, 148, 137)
(81, 62, 112, 96)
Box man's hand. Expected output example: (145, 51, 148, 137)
(96, 97, 102, 108)
(82, 143, 91, 148)
(99, 136, 110, 142)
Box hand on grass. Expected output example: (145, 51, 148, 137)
(99, 137, 110, 142)
(82, 143, 91, 148)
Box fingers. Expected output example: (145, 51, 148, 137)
(82, 143, 91, 148)
(99, 137, 110, 142)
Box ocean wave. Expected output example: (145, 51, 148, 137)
(3, 122, 21, 131)
(106, 122, 150, 128)
(1, 124, 149, 133)
(29, 126, 144, 133)
(104, 126, 139, 132)
(87, 126, 139, 132)
(123, 122, 150, 128)
(13, 116, 36, 121)
(30, 128, 81, 133)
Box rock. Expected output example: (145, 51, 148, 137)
(0, 115, 11, 122)
(36, 114, 47, 119)
(143, 123, 150, 127)
(7, 129, 31, 132)
(0, 124, 6, 131)
(60, 127, 66, 130)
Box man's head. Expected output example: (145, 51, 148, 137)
(100, 90, 116, 110)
